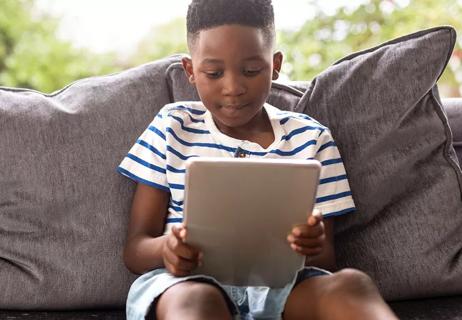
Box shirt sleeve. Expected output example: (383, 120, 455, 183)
(117, 113, 169, 192)
(313, 129, 356, 218)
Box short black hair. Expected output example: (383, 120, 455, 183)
(186, 0, 275, 49)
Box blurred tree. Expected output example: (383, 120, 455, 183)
(279, 0, 462, 96)
(0, 0, 120, 93)
(130, 17, 188, 66)
(1, 0, 461, 95)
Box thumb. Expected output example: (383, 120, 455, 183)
(172, 224, 188, 241)
(171, 225, 183, 239)
(179, 226, 187, 241)
(308, 209, 322, 226)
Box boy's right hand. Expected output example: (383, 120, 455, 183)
(162, 225, 203, 277)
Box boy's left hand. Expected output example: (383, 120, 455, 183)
(287, 209, 325, 257)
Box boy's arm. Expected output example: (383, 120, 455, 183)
(123, 183, 170, 275)
(304, 218, 337, 272)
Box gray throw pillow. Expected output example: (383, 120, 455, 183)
(0, 55, 305, 308)
(294, 26, 462, 300)
(0, 56, 179, 308)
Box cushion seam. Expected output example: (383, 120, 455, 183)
(431, 86, 462, 199)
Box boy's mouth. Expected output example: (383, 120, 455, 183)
(222, 102, 248, 109)
(220, 103, 249, 118)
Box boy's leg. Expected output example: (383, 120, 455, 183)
(156, 281, 234, 320)
(283, 268, 398, 320)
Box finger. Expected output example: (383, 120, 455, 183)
(172, 225, 187, 240)
(167, 233, 200, 261)
(291, 222, 324, 238)
(163, 247, 199, 272)
(171, 226, 182, 240)
(164, 259, 193, 277)
(179, 227, 187, 241)
(290, 243, 323, 256)
(167, 255, 198, 273)
(288, 234, 325, 248)
(169, 241, 199, 261)
(308, 210, 323, 226)
(173, 225, 189, 243)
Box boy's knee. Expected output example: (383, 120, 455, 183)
(167, 281, 227, 306)
(329, 268, 379, 297)
(158, 281, 232, 318)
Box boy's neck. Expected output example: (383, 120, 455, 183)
(214, 107, 275, 149)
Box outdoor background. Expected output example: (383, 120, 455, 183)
(1, 0, 461, 96)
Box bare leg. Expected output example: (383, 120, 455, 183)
(283, 268, 398, 320)
(156, 281, 233, 320)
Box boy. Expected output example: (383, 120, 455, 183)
(118, 0, 399, 319)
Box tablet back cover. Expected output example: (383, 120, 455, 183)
(184, 158, 320, 288)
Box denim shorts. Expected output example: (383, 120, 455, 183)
(126, 266, 331, 320)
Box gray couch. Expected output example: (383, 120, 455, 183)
(1, 26, 462, 319)
(0, 93, 461, 320)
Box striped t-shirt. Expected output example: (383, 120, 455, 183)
(118, 101, 355, 234)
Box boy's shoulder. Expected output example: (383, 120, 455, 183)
(154, 101, 208, 126)
(158, 101, 207, 117)
(265, 104, 328, 131)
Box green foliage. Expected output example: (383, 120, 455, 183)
(1, 0, 461, 95)
(0, 0, 120, 93)
(130, 18, 188, 66)
(279, 0, 462, 95)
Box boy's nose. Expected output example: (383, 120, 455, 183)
(221, 74, 246, 96)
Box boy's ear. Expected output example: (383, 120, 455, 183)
(181, 56, 195, 84)
(272, 51, 283, 80)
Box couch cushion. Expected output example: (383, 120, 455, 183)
(0, 55, 306, 308)
(389, 295, 462, 320)
(293, 26, 462, 300)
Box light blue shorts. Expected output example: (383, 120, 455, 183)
(126, 266, 330, 320)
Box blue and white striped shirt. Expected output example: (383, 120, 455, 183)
(118, 102, 355, 234)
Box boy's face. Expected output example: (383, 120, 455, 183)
(182, 25, 282, 131)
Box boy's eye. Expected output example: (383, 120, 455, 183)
(243, 69, 262, 76)
(204, 71, 223, 79)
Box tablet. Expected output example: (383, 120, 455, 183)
(183, 157, 321, 288)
